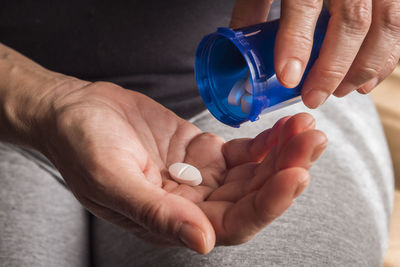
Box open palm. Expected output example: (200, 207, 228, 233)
(43, 81, 327, 254)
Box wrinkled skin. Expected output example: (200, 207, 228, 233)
(231, 0, 400, 108)
(38, 81, 327, 254)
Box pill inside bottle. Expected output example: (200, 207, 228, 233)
(168, 163, 203, 186)
(228, 75, 253, 113)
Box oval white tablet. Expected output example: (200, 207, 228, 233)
(241, 93, 253, 114)
(168, 163, 202, 186)
(228, 79, 246, 106)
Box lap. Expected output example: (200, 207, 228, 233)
(0, 93, 393, 266)
(92, 93, 394, 266)
(0, 142, 89, 267)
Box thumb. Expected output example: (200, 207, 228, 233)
(93, 159, 216, 254)
(138, 188, 216, 254)
(230, 0, 274, 28)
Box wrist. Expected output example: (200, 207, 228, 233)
(0, 44, 89, 149)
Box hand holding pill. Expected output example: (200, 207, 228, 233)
(49, 84, 327, 256)
(153, 111, 327, 253)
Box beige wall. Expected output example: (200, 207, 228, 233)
(371, 66, 400, 266)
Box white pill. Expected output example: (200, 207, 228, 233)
(241, 93, 253, 114)
(168, 163, 202, 186)
(228, 79, 246, 106)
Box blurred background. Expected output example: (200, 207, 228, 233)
(371, 63, 400, 266)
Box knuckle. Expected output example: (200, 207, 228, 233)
(0, 50, 12, 61)
(137, 193, 176, 236)
(386, 52, 400, 72)
(292, 0, 323, 13)
(91, 81, 114, 88)
(317, 67, 347, 83)
(138, 198, 164, 231)
(55, 107, 78, 130)
(292, 32, 314, 49)
(198, 132, 223, 143)
(91, 81, 121, 91)
(282, 30, 314, 50)
(339, 0, 372, 33)
(200, 132, 216, 139)
(381, 3, 400, 33)
(354, 66, 380, 82)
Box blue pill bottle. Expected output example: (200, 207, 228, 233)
(195, 10, 329, 127)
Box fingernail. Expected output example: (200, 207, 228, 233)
(179, 223, 206, 253)
(333, 82, 355, 98)
(293, 173, 310, 199)
(360, 77, 379, 93)
(304, 90, 329, 109)
(311, 142, 328, 162)
(281, 59, 303, 88)
(303, 115, 316, 130)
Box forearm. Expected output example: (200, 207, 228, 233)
(0, 43, 86, 148)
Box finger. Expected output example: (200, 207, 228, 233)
(274, 0, 323, 88)
(302, 0, 373, 108)
(334, 0, 400, 97)
(246, 129, 326, 193)
(275, 129, 328, 170)
(224, 162, 258, 184)
(206, 162, 258, 202)
(222, 116, 291, 168)
(203, 114, 320, 214)
(199, 167, 310, 245)
(163, 179, 214, 204)
(357, 42, 400, 94)
(245, 113, 317, 192)
(85, 154, 215, 254)
(230, 0, 274, 28)
(207, 179, 249, 202)
(275, 112, 316, 153)
(80, 196, 178, 248)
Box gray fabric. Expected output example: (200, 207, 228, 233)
(0, 0, 283, 120)
(0, 94, 394, 267)
(0, 143, 89, 267)
(267, 0, 281, 21)
(10, 145, 66, 188)
(0, 0, 238, 119)
(91, 93, 394, 267)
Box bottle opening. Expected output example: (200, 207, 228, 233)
(196, 33, 254, 127)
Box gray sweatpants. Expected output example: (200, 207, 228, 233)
(0, 93, 394, 266)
